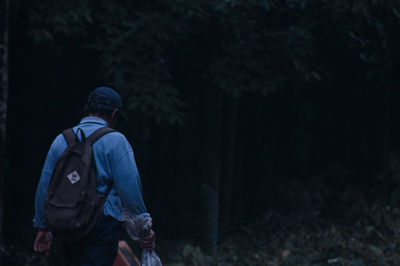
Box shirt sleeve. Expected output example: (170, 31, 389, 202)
(33, 134, 67, 229)
(111, 142, 147, 215)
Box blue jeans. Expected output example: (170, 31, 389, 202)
(63, 215, 122, 266)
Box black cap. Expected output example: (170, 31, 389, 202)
(84, 86, 122, 113)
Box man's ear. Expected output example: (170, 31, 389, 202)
(112, 108, 119, 119)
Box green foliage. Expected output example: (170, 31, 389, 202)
(26, 0, 400, 122)
(159, 175, 400, 265)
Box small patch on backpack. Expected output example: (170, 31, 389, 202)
(67, 171, 80, 184)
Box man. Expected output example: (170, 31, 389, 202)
(33, 86, 155, 265)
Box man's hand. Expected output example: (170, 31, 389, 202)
(141, 229, 156, 250)
(33, 230, 52, 256)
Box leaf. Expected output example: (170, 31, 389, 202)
(393, 8, 400, 19)
(360, 53, 367, 62)
(352, 259, 365, 266)
(368, 245, 383, 257)
(84, 13, 93, 23)
(281, 249, 291, 260)
(263, 0, 270, 11)
(327, 258, 340, 264)
(311, 71, 321, 80)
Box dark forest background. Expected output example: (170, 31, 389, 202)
(1, 0, 400, 265)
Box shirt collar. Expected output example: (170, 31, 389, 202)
(79, 116, 109, 127)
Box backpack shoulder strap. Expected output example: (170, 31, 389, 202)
(62, 128, 76, 146)
(87, 127, 116, 145)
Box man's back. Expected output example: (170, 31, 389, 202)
(33, 116, 147, 229)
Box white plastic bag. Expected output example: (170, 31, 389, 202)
(141, 250, 162, 266)
(122, 212, 162, 266)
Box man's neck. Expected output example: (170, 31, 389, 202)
(87, 114, 116, 128)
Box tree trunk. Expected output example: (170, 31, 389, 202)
(381, 86, 391, 172)
(0, 0, 10, 258)
(220, 96, 238, 228)
(291, 88, 313, 180)
(199, 88, 222, 250)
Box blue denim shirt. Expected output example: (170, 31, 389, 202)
(33, 116, 147, 229)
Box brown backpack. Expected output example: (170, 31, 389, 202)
(45, 127, 115, 242)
